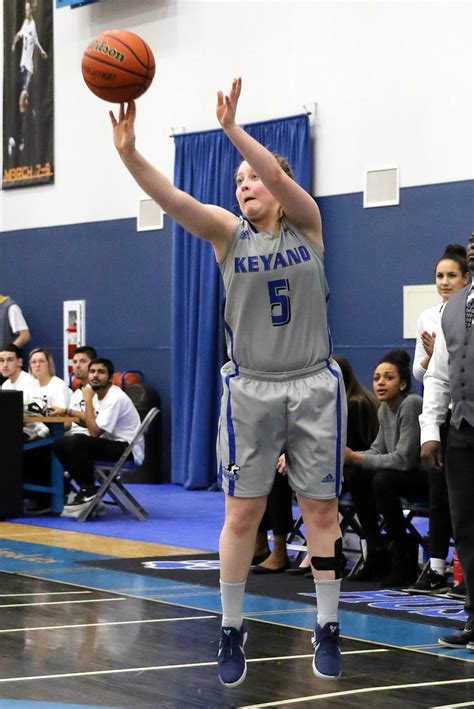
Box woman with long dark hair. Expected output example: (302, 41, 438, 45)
(344, 349, 428, 586)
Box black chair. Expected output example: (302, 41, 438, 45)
(286, 492, 366, 566)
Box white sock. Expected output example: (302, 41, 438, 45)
(220, 579, 246, 630)
(430, 558, 446, 576)
(314, 579, 341, 627)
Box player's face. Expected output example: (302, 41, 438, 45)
(235, 161, 280, 222)
(0, 352, 21, 379)
(25, 2, 32, 19)
(29, 352, 50, 382)
(72, 354, 91, 383)
(88, 364, 112, 391)
(435, 259, 469, 302)
(372, 363, 405, 403)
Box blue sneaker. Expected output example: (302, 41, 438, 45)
(312, 622, 342, 679)
(217, 623, 248, 687)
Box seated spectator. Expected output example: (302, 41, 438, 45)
(0, 344, 33, 390)
(334, 354, 379, 453)
(0, 343, 47, 440)
(48, 345, 98, 503)
(28, 347, 71, 411)
(50, 345, 98, 435)
(409, 245, 469, 594)
(54, 357, 144, 517)
(288, 354, 379, 575)
(21, 348, 72, 514)
(344, 349, 428, 587)
(252, 454, 293, 574)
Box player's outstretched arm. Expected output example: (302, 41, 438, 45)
(217, 78, 322, 247)
(110, 102, 236, 257)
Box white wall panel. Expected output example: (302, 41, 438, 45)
(1, 0, 472, 231)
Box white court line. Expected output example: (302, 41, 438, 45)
(239, 677, 474, 708)
(0, 597, 126, 609)
(245, 608, 315, 617)
(0, 648, 388, 684)
(434, 702, 474, 708)
(0, 591, 91, 598)
(0, 615, 217, 634)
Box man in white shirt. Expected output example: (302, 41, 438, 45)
(50, 345, 97, 435)
(0, 343, 33, 390)
(420, 232, 474, 650)
(54, 358, 144, 515)
(0, 343, 47, 440)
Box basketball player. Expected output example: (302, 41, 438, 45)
(9, 1, 47, 156)
(110, 78, 347, 685)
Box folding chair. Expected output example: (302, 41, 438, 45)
(77, 407, 160, 522)
(286, 492, 366, 568)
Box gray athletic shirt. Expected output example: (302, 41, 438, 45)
(219, 216, 331, 373)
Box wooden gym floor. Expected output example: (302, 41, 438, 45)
(0, 520, 472, 708)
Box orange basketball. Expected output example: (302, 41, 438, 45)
(82, 29, 155, 103)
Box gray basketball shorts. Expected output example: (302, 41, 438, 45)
(216, 359, 347, 499)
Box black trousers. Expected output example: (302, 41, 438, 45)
(344, 464, 429, 548)
(428, 420, 453, 559)
(54, 435, 129, 494)
(258, 472, 294, 536)
(445, 422, 474, 624)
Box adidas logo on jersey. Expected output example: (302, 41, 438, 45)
(240, 229, 250, 240)
(321, 472, 335, 483)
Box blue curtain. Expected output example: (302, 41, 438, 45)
(171, 114, 311, 488)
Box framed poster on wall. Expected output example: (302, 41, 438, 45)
(63, 300, 86, 381)
(2, 0, 54, 189)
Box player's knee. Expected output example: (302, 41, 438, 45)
(311, 537, 344, 579)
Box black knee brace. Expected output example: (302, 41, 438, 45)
(311, 538, 344, 579)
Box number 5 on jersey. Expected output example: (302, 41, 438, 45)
(268, 278, 291, 327)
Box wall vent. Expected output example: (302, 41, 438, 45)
(137, 197, 164, 232)
(363, 166, 399, 208)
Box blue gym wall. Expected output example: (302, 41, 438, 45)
(0, 217, 173, 481)
(0, 178, 472, 481)
(321, 179, 474, 390)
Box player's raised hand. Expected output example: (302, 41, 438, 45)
(110, 101, 136, 157)
(216, 77, 242, 130)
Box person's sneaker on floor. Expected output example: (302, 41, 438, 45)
(438, 625, 474, 648)
(61, 499, 106, 520)
(405, 567, 450, 594)
(216, 623, 248, 687)
(62, 490, 97, 514)
(446, 580, 466, 600)
(312, 622, 342, 679)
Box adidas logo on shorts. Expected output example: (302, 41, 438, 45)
(321, 472, 335, 483)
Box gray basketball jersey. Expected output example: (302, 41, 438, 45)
(219, 217, 331, 372)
